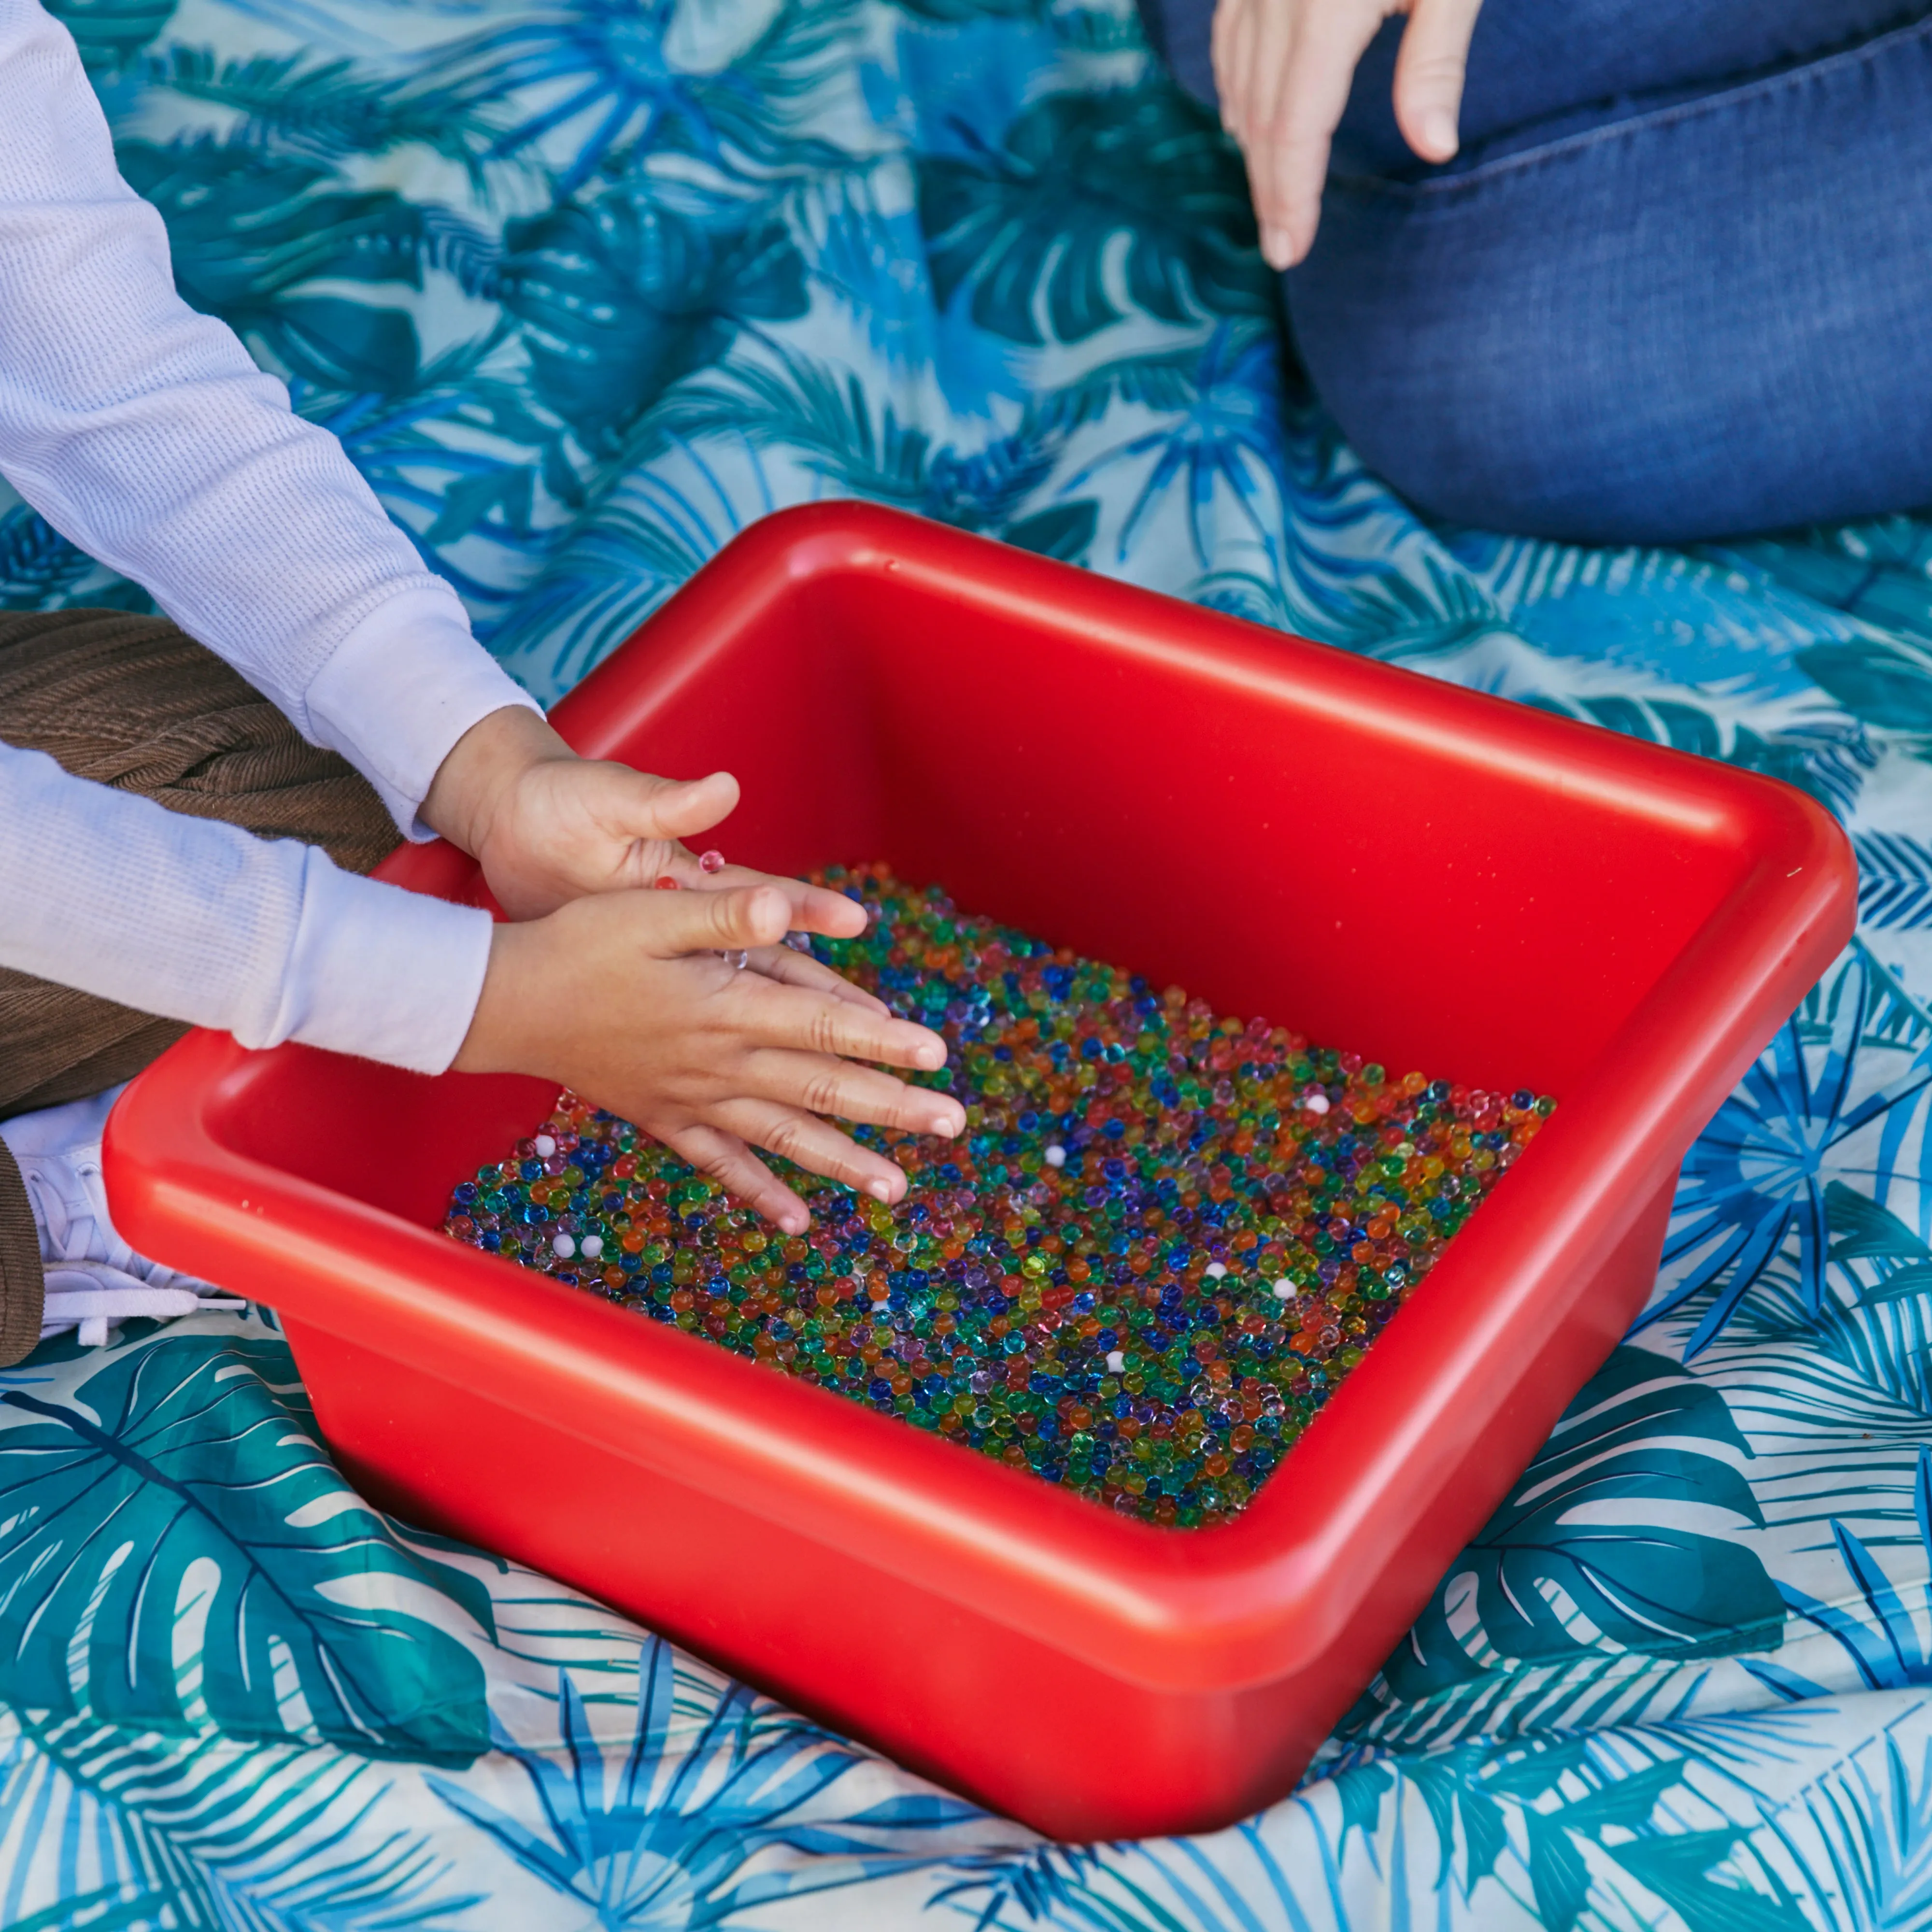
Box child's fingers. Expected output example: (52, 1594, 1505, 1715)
(723, 1102, 911, 1205)
(617, 769, 740, 844)
(658, 1121, 809, 1234)
(732, 977, 947, 1072)
(793, 882, 868, 938)
(747, 946, 894, 1016)
(691, 866, 867, 940)
(650, 881, 796, 957)
(744, 1048, 965, 1138)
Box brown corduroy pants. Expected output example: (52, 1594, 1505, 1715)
(0, 609, 398, 1362)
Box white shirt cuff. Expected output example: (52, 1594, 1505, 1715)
(261, 852, 495, 1075)
(301, 586, 544, 841)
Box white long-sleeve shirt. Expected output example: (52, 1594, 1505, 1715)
(0, 0, 537, 1073)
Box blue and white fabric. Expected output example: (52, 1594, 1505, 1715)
(6, 0, 1932, 1923)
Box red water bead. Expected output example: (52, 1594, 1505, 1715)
(654, 876, 680, 890)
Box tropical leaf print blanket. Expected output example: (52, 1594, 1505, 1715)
(5, 0, 1932, 1923)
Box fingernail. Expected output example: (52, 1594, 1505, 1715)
(916, 1044, 945, 1070)
(1421, 110, 1458, 158)
(933, 1113, 961, 1137)
(869, 1178, 895, 1202)
(781, 1213, 807, 1235)
(1261, 226, 1294, 270)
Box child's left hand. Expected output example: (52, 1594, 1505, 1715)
(421, 704, 867, 939)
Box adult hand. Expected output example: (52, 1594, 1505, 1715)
(421, 704, 867, 942)
(1215, 0, 1484, 269)
(453, 883, 965, 1233)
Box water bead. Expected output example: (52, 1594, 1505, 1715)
(441, 862, 1552, 1530)
(698, 849, 725, 875)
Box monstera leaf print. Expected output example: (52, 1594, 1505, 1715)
(0, 1335, 491, 1763)
(499, 185, 807, 455)
(916, 83, 1269, 345)
(1384, 1347, 1782, 1697)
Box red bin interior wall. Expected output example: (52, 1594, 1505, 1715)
(545, 547, 1753, 1109)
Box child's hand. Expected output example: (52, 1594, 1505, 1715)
(422, 705, 864, 939)
(1216, 0, 1483, 268)
(452, 882, 964, 1233)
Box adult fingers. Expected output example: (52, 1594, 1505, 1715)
(1250, 0, 1391, 268)
(1231, 0, 1295, 159)
(1212, 0, 1255, 138)
(744, 1046, 965, 1138)
(722, 1101, 912, 1205)
(1392, 0, 1482, 161)
(732, 974, 948, 1072)
(658, 1121, 809, 1233)
(746, 945, 894, 1016)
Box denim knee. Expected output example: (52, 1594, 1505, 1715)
(1286, 14, 1932, 543)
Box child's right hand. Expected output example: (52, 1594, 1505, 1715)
(452, 883, 963, 1234)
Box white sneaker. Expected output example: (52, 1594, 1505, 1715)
(2, 1086, 243, 1348)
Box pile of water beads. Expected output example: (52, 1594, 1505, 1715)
(442, 863, 1552, 1528)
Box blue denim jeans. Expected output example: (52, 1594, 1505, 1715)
(1139, 0, 1932, 542)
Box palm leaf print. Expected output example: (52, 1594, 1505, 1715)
(0, 1335, 490, 1762)
(916, 83, 1269, 345)
(1386, 1347, 1782, 1699)
(8, 0, 1932, 1918)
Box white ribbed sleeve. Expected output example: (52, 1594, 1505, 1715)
(1, 745, 493, 1070)
(0, 0, 539, 1071)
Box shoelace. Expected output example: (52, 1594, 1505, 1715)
(18, 1137, 240, 1345)
(42, 1262, 243, 1347)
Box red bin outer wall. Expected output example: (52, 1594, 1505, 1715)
(280, 1179, 1672, 1841)
(104, 505, 1856, 1839)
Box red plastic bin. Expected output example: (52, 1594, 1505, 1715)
(106, 503, 1854, 1839)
